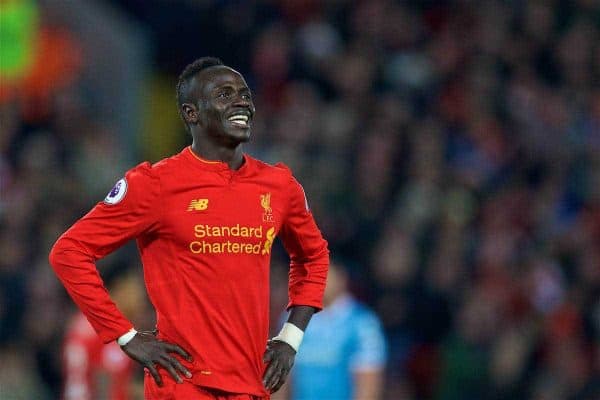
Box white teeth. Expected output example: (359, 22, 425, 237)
(230, 119, 248, 127)
(228, 115, 249, 122)
(227, 113, 250, 127)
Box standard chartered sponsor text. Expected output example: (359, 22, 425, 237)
(189, 224, 275, 254)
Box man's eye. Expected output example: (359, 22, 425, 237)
(241, 94, 252, 100)
(218, 92, 230, 99)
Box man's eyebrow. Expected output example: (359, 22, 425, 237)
(211, 83, 232, 91)
(210, 83, 251, 94)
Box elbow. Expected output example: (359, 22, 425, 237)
(303, 241, 330, 264)
(48, 235, 94, 273)
(48, 236, 64, 271)
(48, 235, 82, 272)
(313, 240, 330, 261)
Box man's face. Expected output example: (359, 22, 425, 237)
(190, 66, 255, 145)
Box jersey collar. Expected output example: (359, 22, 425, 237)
(184, 146, 250, 173)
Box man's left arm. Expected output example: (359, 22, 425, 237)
(263, 174, 329, 393)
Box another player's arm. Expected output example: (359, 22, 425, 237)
(49, 164, 191, 386)
(351, 313, 387, 400)
(263, 173, 329, 393)
(353, 370, 384, 400)
(269, 378, 290, 400)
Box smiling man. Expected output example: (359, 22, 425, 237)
(49, 57, 329, 400)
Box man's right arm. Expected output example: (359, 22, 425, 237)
(49, 163, 192, 386)
(49, 163, 158, 343)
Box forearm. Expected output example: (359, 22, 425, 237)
(286, 305, 317, 331)
(49, 238, 132, 342)
(353, 369, 384, 400)
(270, 379, 290, 400)
(287, 257, 329, 311)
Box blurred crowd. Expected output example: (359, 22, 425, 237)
(1, 0, 599, 399)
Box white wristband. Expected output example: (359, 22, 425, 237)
(272, 322, 304, 352)
(117, 328, 137, 346)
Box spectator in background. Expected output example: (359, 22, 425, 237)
(62, 267, 144, 400)
(276, 259, 387, 400)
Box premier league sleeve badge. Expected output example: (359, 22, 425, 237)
(103, 178, 128, 205)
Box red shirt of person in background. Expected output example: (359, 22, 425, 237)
(62, 268, 146, 400)
(63, 313, 133, 400)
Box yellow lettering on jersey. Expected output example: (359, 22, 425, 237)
(189, 225, 275, 255)
(262, 227, 276, 255)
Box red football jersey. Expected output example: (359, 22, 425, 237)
(63, 313, 134, 400)
(50, 147, 329, 396)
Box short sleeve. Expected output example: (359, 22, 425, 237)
(349, 311, 387, 371)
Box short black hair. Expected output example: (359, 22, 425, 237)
(176, 56, 224, 108)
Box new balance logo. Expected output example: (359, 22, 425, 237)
(188, 199, 209, 211)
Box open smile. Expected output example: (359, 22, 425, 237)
(226, 110, 252, 128)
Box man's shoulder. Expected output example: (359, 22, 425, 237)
(150, 150, 187, 173)
(246, 154, 291, 172)
(350, 303, 385, 334)
(246, 155, 294, 179)
(124, 150, 186, 178)
(114, 151, 186, 194)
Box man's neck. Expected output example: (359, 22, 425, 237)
(190, 141, 244, 170)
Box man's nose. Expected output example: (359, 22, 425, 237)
(232, 93, 250, 107)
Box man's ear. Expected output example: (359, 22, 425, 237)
(181, 103, 199, 125)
